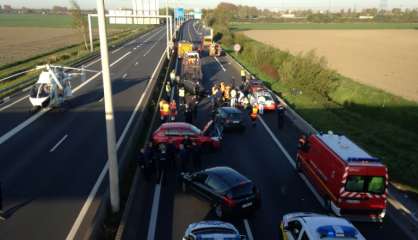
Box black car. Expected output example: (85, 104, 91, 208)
(214, 107, 245, 131)
(181, 167, 260, 218)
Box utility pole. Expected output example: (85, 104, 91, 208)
(96, 0, 120, 213)
(166, 0, 170, 59)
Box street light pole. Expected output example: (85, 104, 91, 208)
(96, 0, 120, 213)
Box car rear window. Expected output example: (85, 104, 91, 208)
(228, 113, 241, 120)
(345, 176, 385, 194)
(227, 182, 254, 199)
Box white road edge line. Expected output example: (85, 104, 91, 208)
(258, 116, 325, 206)
(0, 51, 132, 146)
(0, 95, 28, 111)
(65, 49, 167, 240)
(243, 219, 254, 240)
(49, 134, 68, 152)
(214, 57, 226, 72)
(112, 47, 123, 54)
(147, 172, 164, 240)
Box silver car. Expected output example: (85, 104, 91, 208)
(183, 221, 246, 240)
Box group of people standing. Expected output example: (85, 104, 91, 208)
(137, 137, 202, 182)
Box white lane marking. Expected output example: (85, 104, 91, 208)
(0, 108, 50, 145)
(0, 93, 28, 111)
(143, 27, 164, 45)
(112, 47, 123, 54)
(22, 86, 32, 92)
(135, 62, 139, 66)
(243, 219, 254, 240)
(49, 134, 68, 152)
(122, 73, 128, 79)
(65, 49, 167, 240)
(0, 51, 132, 145)
(143, 34, 165, 57)
(147, 172, 163, 240)
(85, 57, 102, 68)
(99, 97, 104, 102)
(258, 116, 324, 206)
(214, 57, 226, 72)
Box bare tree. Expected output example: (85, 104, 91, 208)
(69, 0, 89, 50)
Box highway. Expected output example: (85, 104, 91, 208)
(122, 20, 413, 240)
(0, 25, 167, 239)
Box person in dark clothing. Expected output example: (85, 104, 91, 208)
(178, 144, 190, 172)
(183, 136, 193, 150)
(166, 139, 177, 170)
(191, 95, 198, 119)
(185, 105, 193, 124)
(277, 103, 286, 129)
(191, 142, 202, 170)
(144, 142, 156, 180)
(157, 144, 168, 182)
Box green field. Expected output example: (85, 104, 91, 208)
(230, 22, 418, 31)
(0, 13, 142, 29)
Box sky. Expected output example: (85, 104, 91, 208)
(2, 0, 418, 11)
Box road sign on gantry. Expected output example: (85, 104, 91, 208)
(175, 8, 185, 20)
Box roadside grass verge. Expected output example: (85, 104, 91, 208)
(0, 26, 153, 99)
(230, 22, 418, 31)
(224, 33, 418, 191)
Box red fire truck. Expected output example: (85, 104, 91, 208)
(296, 132, 388, 222)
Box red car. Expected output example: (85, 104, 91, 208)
(152, 121, 222, 150)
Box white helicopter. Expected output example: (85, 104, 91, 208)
(29, 64, 97, 109)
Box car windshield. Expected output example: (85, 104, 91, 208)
(345, 176, 385, 194)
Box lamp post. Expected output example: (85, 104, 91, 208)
(96, 0, 120, 213)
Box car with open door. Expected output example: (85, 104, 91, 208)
(152, 121, 222, 150)
(181, 166, 260, 218)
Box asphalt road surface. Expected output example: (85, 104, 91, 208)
(0, 25, 167, 239)
(124, 20, 412, 240)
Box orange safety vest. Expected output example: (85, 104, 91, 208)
(250, 105, 258, 119)
(169, 102, 177, 115)
(162, 103, 170, 116)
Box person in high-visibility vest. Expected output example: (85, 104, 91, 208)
(250, 104, 258, 126)
(160, 99, 169, 121)
(178, 86, 185, 106)
(220, 82, 225, 95)
(240, 69, 246, 82)
(169, 100, 177, 121)
(170, 70, 176, 83)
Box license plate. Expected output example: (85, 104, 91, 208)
(242, 202, 253, 208)
(233, 121, 239, 124)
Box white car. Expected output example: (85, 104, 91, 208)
(254, 90, 277, 111)
(281, 212, 366, 240)
(183, 221, 246, 240)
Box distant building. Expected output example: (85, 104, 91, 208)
(359, 15, 375, 19)
(281, 13, 296, 18)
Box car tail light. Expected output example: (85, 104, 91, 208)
(223, 196, 236, 208)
